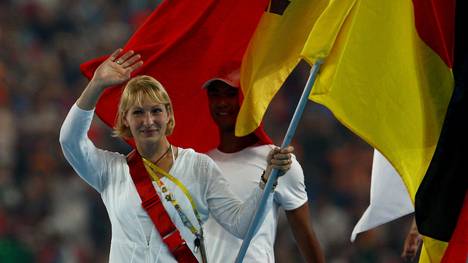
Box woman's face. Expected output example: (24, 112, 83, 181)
(124, 96, 170, 146)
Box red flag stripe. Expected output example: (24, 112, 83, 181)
(413, 0, 455, 68)
(441, 191, 468, 262)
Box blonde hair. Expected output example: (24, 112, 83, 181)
(113, 75, 175, 138)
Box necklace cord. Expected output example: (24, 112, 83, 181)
(153, 145, 172, 165)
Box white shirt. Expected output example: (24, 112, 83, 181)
(59, 104, 264, 263)
(205, 146, 308, 263)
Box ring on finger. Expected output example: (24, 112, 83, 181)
(116, 60, 122, 65)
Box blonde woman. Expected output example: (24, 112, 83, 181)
(59, 49, 293, 263)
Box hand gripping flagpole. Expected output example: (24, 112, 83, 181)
(235, 60, 323, 263)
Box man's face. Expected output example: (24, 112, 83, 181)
(206, 81, 240, 132)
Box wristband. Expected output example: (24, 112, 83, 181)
(259, 170, 277, 191)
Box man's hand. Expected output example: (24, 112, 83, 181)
(401, 218, 422, 262)
(264, 146, 294, 179)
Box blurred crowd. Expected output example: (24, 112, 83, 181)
(0, 0, 412, 262)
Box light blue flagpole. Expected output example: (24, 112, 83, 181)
(235, 60, 323, 263)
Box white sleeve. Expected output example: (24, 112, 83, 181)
(202, 157, 264, 239)
(274, 156, 308, 211)
(59, 104, 111, 193)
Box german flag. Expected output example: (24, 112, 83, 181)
(238, 0, 462, 261)
(417, 0, 468, 261)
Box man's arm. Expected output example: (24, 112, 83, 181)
(401, 217, 422, 262)
(285, 203, 325, 263)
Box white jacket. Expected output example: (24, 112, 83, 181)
(59, 104, 264, 263)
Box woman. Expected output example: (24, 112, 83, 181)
(59, 49, 293, 263)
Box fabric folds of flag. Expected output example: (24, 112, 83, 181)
(236, 0, 350, 137)
(419, 1, 468, 260)
(440, 192, 468, 262)
(80, 0, 269, 152)
(238, 0, 458, 261)
(238, 0, 413, 245)
(350, 150, 414, 242)
(304, 1, 455, 262)
(304, 0, 456, 261)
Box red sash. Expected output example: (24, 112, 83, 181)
(127, 150, 198, 263)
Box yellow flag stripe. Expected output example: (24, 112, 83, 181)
(304, 1, 452, 261)
(237, 0, 331, 136)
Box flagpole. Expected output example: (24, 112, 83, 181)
(235, 60, 323, 263)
